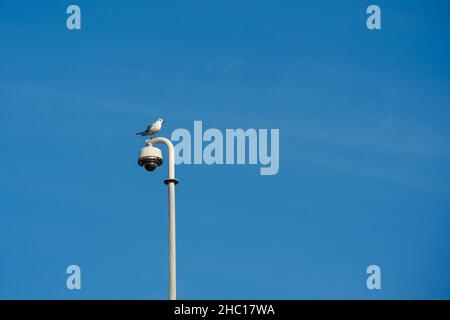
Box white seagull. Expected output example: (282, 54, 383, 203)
(136, 118, 165, 137)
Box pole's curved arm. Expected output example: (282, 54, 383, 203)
(146, 137, 178, 184)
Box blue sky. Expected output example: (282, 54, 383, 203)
(0, 0, 450, 299)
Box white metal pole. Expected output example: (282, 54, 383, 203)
(149, 137, 178, 300)
(167, 181, 176, 300)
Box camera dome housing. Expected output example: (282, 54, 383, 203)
(138, 145, 163, 172)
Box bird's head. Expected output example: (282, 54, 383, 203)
(157, 118, 165, 123)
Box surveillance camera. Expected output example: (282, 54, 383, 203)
(138, 145, 163, 172)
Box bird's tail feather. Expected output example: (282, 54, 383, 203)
(136, 131, 144, 136)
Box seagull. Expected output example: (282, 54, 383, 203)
(136, 118, 165, 137)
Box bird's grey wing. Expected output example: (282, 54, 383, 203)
(141, 124, 152, 133)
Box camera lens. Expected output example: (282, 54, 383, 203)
(144, 162, 158, 172)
